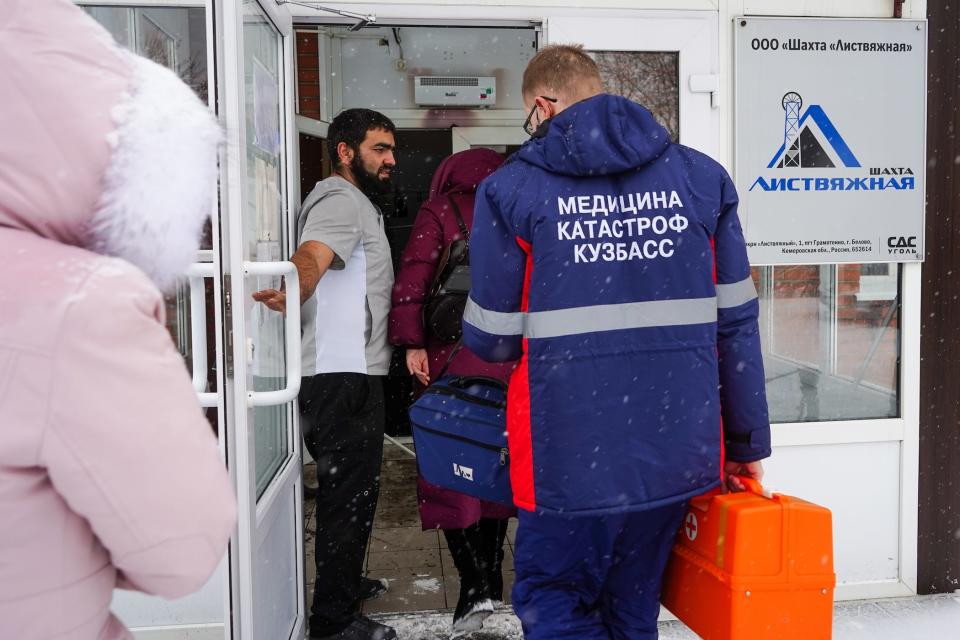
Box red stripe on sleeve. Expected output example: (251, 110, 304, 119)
(711, 236, 725, 481)
(516, 237, 533, 312)
(711, 236, 717, 284)
(508, 236, 536, 510)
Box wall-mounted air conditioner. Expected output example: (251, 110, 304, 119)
(414, 76, 497, 108)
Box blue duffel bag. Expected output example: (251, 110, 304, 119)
(409, 375, 512, 506)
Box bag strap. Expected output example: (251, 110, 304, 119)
(448, 197, 470, 241)
(447, 375, 508, 393)
(435, 340, 464, 381)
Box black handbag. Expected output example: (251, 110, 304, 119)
(424, 198, 471, 343)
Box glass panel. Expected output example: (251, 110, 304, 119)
(835, 265, 899, 402)
(83, 6, 208, 102)
(757, 264, 900, 423)
(242, 1, 290, 500)
(83, 6, 135, 49)
(139, 13, 178, 70)
(587, 51, 680, 141)
(163, 275, 220, 433)
(85, 6, 212, 249)
(85, 6, 218, 430)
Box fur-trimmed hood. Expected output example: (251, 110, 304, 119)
(0, 0, 222, 292)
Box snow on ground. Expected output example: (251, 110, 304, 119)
(411, 578, 442, 594)
(372, 595, 960, 639)
(832, 594, 960, 639)
(372, 607, 522, 640)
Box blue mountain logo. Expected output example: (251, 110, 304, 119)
(768, 92, 860, 169)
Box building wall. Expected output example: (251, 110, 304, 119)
(918, 0, 960, 595)
(295, 0, 953, 591)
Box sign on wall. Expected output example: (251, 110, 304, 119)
(735, 18, 926, 264)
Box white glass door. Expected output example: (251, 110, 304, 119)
(83, 2, 233, 636)
(220, 1, 305, 638)
(544, 13, 720, 158)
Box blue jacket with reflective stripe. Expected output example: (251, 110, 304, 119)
(463, 93, 771, 516)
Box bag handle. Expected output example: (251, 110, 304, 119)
(448, 197, 470, 241)
(447, 376, 508, 393)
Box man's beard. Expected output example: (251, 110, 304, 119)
(351, 154, 392, 197)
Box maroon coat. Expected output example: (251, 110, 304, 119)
(389, 148, 516, 529)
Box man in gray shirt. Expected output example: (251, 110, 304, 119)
(254, 109, 397, 640)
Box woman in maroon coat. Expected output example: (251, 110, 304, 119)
(389, 148, 516, 634)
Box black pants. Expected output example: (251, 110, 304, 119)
(299, 373, 385, 635)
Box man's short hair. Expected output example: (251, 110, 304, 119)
(327, 108, 396, 167)
(522, 44, 603, 102)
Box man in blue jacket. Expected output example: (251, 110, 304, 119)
(463, 45, 771, 639)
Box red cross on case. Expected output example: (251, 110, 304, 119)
(684, 512, 698, 541)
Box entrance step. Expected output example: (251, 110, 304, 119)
(369, 607, 521, 640)
(370, 595, 960, 639)
(368, 606, 698, 639)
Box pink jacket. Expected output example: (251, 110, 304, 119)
(0, 2, 236, 639)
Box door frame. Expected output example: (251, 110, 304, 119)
(450, 127, 528, 153)
(544, 12, 720, 160)
(290, 2, 920, 601)
(94, 1, 922, 633)
(79, 1, 233, 636)
(217, 0, 306, 638)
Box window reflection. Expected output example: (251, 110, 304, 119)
(755, 264, 899, 423)
(588, 50, 680, 141)
(243, 0, 290, 499)
(83, 6, 208, 101)
(85, 6, 218, 431)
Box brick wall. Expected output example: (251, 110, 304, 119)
(752, 264, 896, 326)
(773, 265, 820, 298)
(837, 264, 861, 322)
(296, 31, 320, 119)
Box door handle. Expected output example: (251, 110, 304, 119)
(243, 261, 301, 407)
(185, 263, 218, 408)
(689, 73, 720, 109)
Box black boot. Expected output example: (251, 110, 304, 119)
(310, 614, 396, 639)
(478, 517, 509, 603)
(357, 577, 388, 601)
(444, 524, 493, 636)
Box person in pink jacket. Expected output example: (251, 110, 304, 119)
(389, 148, 517, 636)
(0, 2, 237, 639)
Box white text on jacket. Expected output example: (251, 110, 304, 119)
(555, 191, 689, 263)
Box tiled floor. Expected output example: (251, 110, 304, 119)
(304, 440, 517, 621)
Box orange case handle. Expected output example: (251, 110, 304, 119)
(733, 475, 771, 497)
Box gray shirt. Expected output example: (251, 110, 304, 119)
(297, 176, 394, 376)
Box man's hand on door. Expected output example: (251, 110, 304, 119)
(252, 288, 287, 313)
(251, 240, 335, 314)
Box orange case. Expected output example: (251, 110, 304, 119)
(660, 478, 835, 639)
